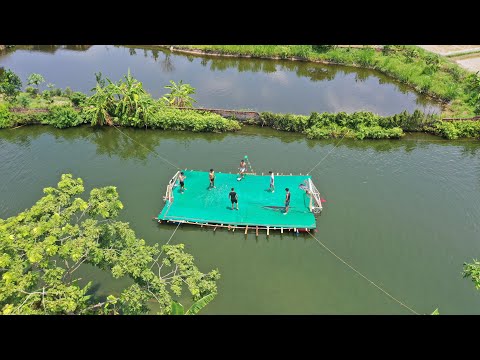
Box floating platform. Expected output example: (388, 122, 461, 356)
(157, 170, 323, 234)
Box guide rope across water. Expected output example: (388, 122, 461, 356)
(112, 124, 181, 171)
(306, 230, 420, 315)
(112, 121, 419, 314)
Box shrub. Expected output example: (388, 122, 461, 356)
(312, 45, 336, 53)
(148, 107, 241, 132)
(16, 93, 32, 107)
(356, 48, 377, 67)
(52, 88, 62, 96)
(425, 53, 440, 72)
(70, 91, 87, 106)
(260, 110, 419, 139)
(64, 86, 73, 97)
(27, 73, 45, 92)
(10, 112, 50, 126)
(25, 86, 38, 96)
(0, 103, 12, 128)
(378, 109, 436, 131)
(433, 120, 480, 139)
(432, 121, 459, 139)
(445, 65, 463, 82)
(260, 112, 309, 132)
(42, 90, 54, 104)
(404, 48, 419, 63)
(355, 126, 403, 140)
(0, 68, 22, 100)
(46, 106, 84, 128)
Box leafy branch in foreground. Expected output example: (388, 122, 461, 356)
(0, 174, 220, 315)
(463, 259, 480, 290)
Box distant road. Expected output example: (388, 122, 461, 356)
(419, 45, 480, 72)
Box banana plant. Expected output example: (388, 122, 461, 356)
(84, 84, 116, 126)
(162, 80, 197, 108)
(170, 293, 216, 315)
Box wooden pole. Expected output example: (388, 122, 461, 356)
(256, 226, 259, 236)
(245, 225, 248, 234)
(267, 226, 270, 236)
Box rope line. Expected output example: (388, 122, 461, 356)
(307, 231, 420, 315)
(151, 222, 182, 269)
(112, 125, 181, 170)
(307, 130, 350, 175)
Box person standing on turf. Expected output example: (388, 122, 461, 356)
(284, 188, 290, 215)
(209, 169, 216, 189)
(178, 172, 186, 193)
(229, 187, 239, 210)
(269, 171, 275, 193)
(239, 159, 247, 180)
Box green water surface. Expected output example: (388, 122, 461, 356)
(1, 126, 479, 314)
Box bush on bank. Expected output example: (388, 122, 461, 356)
(258, 110, 448, 140)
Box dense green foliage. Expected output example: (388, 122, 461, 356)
(83, 70, 158, 127)
(16, 93, 32, 107)
(162, 80, 197, 107)
(259, 110, 439, 140)
(0, 103, 11, 128)
(431, 120, 480, 139)
(83, 70, 240, 132)
(465, 71, 480, 115)
(175, 45, 480, 118)
(171, 293, 216, 315)
(70, 91, 87, 106)
(464, 260, 480, 291)
(0, 68, 22, 100)
(27, 73, 45, 92)
(149, 107, 241, 132)
(7, 112, 50, 127)
(1, 67, 478, 140)
(0, 174, 220, 315)
(0, 69, 240, 133)
(46, 105, 85, 128)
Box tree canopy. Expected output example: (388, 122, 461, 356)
(0, 67, 22, 100)
(0, 174, 220, 315)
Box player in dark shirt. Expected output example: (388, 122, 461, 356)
(229, 187, 238, 210)
(284, 188, 290, 215)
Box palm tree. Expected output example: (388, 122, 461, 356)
(162, 80, 197, 108)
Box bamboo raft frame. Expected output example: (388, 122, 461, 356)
(157, 218, 316, 236)
(158, 170, 323, 234)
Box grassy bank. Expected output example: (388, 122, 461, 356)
(2, 96, 479, 140)
(0, 70, 240, 132)
(0, 99, 240, 132)
(169, 45, 479, 118)
(1, 69, 479, 140)
(255, 111, 480, 140)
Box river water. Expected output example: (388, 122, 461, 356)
(1, 46, 479, 314)
(0, 45, 440, 115)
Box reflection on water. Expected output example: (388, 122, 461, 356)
(2, 124, 479, 160)
(0, 45, 441, 115)
(1, 126, 480, 314)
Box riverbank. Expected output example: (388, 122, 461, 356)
(161, 45, 478, 118)
(2, 96, 480, 140)
(1, 69, 479, 140)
